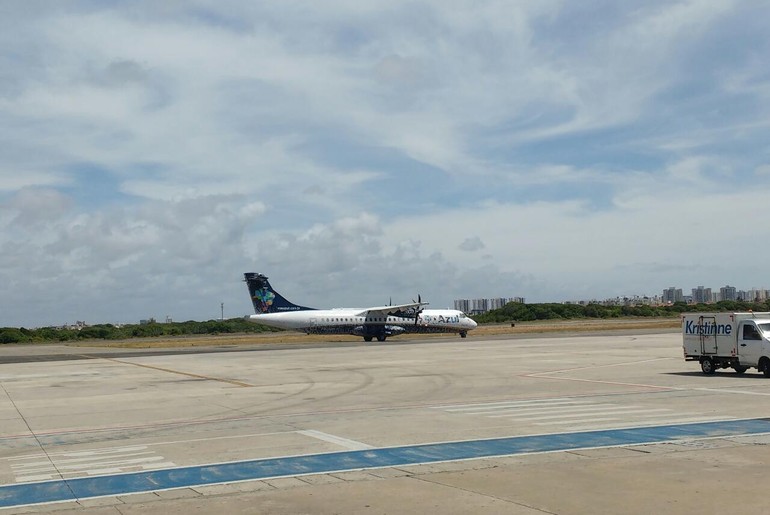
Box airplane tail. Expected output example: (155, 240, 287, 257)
(244, 273, 315, 313)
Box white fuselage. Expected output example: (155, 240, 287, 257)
(248, 308, 477, 335)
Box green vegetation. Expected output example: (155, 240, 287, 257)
(5, 299, 770, 344)
(0, 318, 280, 344)
(472, 300, 770, 324)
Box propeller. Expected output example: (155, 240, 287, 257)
(413, 294, 424, 325)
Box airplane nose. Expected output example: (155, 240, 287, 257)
(470, 319, 478, 328)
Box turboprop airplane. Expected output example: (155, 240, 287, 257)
(243, 272, 477, 342)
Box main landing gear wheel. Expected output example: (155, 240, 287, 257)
(363, 336, 373, 342)
(700, 358, 716, 375)
(376, 335, 386, 342)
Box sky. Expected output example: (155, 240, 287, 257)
(2, 1, 770, 327)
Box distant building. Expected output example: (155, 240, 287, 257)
(720, 285, 737, 302)
(488, 297, 508, 310)
(662, 287, 684, 304)
(471, 298, 489, 314)
(453, 299, 471, 313)
(454, 297, 524, 315)
(691, 286, 713, 304)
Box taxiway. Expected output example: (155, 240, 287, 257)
(2, 330, 770, 513)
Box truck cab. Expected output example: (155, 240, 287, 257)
(735, 320, 770, 371)
(682, 313, 770, 376)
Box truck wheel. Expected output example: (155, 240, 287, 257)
(733, 366, 748, 374)
(701, 358, 716, 375)
(762, 358, 770, 378)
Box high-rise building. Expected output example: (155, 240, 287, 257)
(454, 297, 524, 314)
(453, 299, 471, 313)
(662, 287, 684, 304)
(719, 285, 737, 302)
(471, 298, 489, 314)
(692, 286, 713, 304)
(488, 298, 510, 310)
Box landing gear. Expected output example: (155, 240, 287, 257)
(376, 335, 386, 342)
(363, 336, 373, 342)
(459, 331, 467, 338)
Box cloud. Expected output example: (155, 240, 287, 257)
(459, 237, 485, 252)
(1, 1, 770, 326)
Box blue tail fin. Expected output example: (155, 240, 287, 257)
(244, 273, 315, 313)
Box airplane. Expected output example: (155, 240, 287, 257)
(243, 272, 477, 342)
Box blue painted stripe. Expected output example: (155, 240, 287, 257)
(2, 418, 770, 509)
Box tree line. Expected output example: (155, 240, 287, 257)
(6, 300, 770, 344)
(0, 318, 279, 344)
(472, 300, 770, 324)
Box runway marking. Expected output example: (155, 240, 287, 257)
(522, 373, 676, 391)
(432, 398, 719, 428)
(441, 398, 583, 410)
(95, 357, 254, 387)
(557, 416, 737, 431)
(692, 388, 770, 397)
(489, 408, 671, 420)
(2, 418, 770, 509)
(8, 445, 177, 483)
(526, 357, 674, 375)
(297, 430, 374, 450)
(521, 357, 678, 391)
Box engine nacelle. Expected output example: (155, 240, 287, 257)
(384, 325, 405, 336)
(351, 325, 406, 337)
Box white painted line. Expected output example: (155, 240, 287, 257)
(536, 417, 622, 426)
(491, 408, 671, 421)
(436, 398, 576, 409)
(298, 430, 373, 450)
(11, 452, 156, 470)
(14, 474, 61, 483)
(462, 403, 617, 415)
(693, 388, 770, 397)
(13, 457, 168, 474)
(444, 400, 594, 412)
(562, 416, 736, 432)
(9, 445, 149, 461)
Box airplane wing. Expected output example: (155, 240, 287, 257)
(353, 302, 429, 318)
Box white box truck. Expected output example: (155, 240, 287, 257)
(683, 312, 770, 375)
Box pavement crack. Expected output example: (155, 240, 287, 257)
(410, 474, 558, 514)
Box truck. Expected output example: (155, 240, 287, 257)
(683, 312, 770, 376)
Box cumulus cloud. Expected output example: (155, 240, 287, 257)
(459, 236, 485, 252)
(1, 1, 770, 326)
